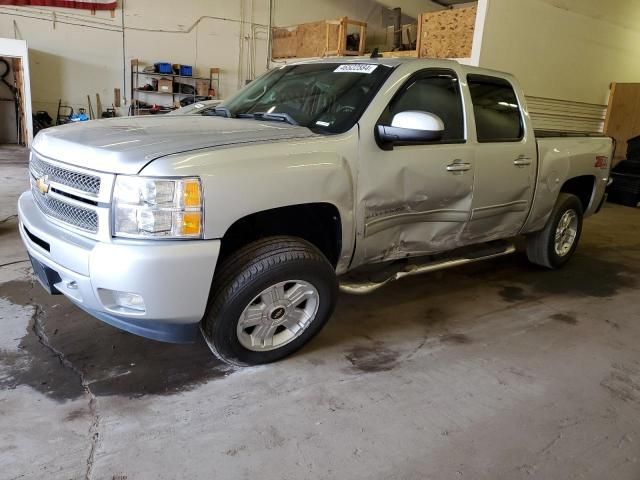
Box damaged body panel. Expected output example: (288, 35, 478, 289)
(356, 141, 475, 263)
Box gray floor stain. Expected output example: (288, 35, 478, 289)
(499, 285, 533, 303)
(549, 313, 578, 325)
(344, 342, 400, 373)
(0, 280, 234, 401)
(440, 333, 472, 345)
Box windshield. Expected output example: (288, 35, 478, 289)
(221, 63, 392, 133)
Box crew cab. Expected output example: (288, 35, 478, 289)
(18, 58, 612, 366)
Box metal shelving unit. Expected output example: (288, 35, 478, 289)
(130, 59, 220, 115)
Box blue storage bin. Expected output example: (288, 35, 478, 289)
(154, 62, 172, 74)
(180, 65, 193, 77)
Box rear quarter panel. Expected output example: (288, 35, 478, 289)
(522, 136, 613, 233)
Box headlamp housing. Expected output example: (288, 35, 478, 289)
(113, 176, 203, 239)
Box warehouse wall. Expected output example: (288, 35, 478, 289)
(0, 0, 270, 116)
(0, 0, 453, 119)
(479, 0, 640, 105)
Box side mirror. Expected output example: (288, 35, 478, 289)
(376, 111, 445, 150)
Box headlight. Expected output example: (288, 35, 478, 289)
(113, 176, 203, 239)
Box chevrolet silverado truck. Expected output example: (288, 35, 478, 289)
(18, 58, 613, 366)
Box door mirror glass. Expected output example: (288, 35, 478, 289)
(376, 111, 445, 150)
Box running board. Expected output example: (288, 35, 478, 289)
(339, 244, 516, 295)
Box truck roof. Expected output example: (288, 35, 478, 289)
(283, 56, 516, 83)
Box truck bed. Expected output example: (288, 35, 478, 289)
(534, 130, 608, 138)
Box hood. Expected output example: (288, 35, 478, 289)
(32, 115, 318, 175)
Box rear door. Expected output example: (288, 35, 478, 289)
(461, 74, 537, 242)
(354, 68, 475, 264)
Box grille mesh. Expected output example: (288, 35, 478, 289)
(30, 154, 101, 195)
(32, 187, 99, 232)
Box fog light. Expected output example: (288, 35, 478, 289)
(113, 291, 145, 311)
(99, 288, 146, 313)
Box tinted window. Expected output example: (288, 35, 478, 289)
(379, 69, 465, 143)
(467, 75, 523, 142)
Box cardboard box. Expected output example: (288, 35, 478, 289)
(157, 77, 173, 93)
(196, 80, 209, 97)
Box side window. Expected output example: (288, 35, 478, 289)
(379, 69, 465, 143)
(467, 75, 523, 142)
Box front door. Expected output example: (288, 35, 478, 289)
(354, 68, 475, 265)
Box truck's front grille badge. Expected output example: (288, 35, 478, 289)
(30, 154, 101, 195)
(31, 186, 99, 233)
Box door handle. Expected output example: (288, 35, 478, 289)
(446, 161, 471, 172)
(513, 156, 532, 166)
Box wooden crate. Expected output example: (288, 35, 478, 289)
(381, 5, 477, 60)
(272, 17, 366, 59)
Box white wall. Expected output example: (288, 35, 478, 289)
(0, 1, 271, 116)
(479, 0, 640, 105)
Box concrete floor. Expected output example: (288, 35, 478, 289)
(1, 145, 640, 479)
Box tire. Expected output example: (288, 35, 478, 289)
(526, 193, 583, 269)
(202, 236, 338, 366)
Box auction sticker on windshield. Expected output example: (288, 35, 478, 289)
(334, 64, 378, 74)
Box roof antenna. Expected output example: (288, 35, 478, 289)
(370, 47, 382, 59)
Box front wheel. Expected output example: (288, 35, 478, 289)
(202, 236, 338, 366)
(526, 193, 583, 269)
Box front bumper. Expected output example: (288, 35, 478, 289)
(18, 191, 220, 343)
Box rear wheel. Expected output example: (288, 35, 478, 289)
(526, 193, 583, 269)
(202, 236, 337, 366)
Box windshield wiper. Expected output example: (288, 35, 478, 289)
(245, 111, 299, 126)
(262, 112, 299, 125)
(213, 106, 233, 118)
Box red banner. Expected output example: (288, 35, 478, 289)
(0, 0, 117, 10)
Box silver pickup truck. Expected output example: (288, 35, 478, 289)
(18, 58, 612, 366)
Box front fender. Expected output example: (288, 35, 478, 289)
(140, 131, 358, 270)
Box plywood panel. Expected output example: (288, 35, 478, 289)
(297, 20, 334, 58)
(419, 5, 477, 59)
(604, 83, 640, 164)
(272, 26, 298, 58)
(272, 20, 332, 58)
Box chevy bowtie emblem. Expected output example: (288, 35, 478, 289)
(36, 175, 50, 195)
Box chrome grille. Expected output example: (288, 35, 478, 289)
(31, 187, 99, 233)
(30, 154, 101, 195)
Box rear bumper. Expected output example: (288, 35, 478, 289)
(18, 191, 220, 343)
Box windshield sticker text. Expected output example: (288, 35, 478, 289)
(334, 64, 378, 74)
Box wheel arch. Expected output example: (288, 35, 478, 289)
(559, 174, 596, 212)
(217, 202, 344, 269)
